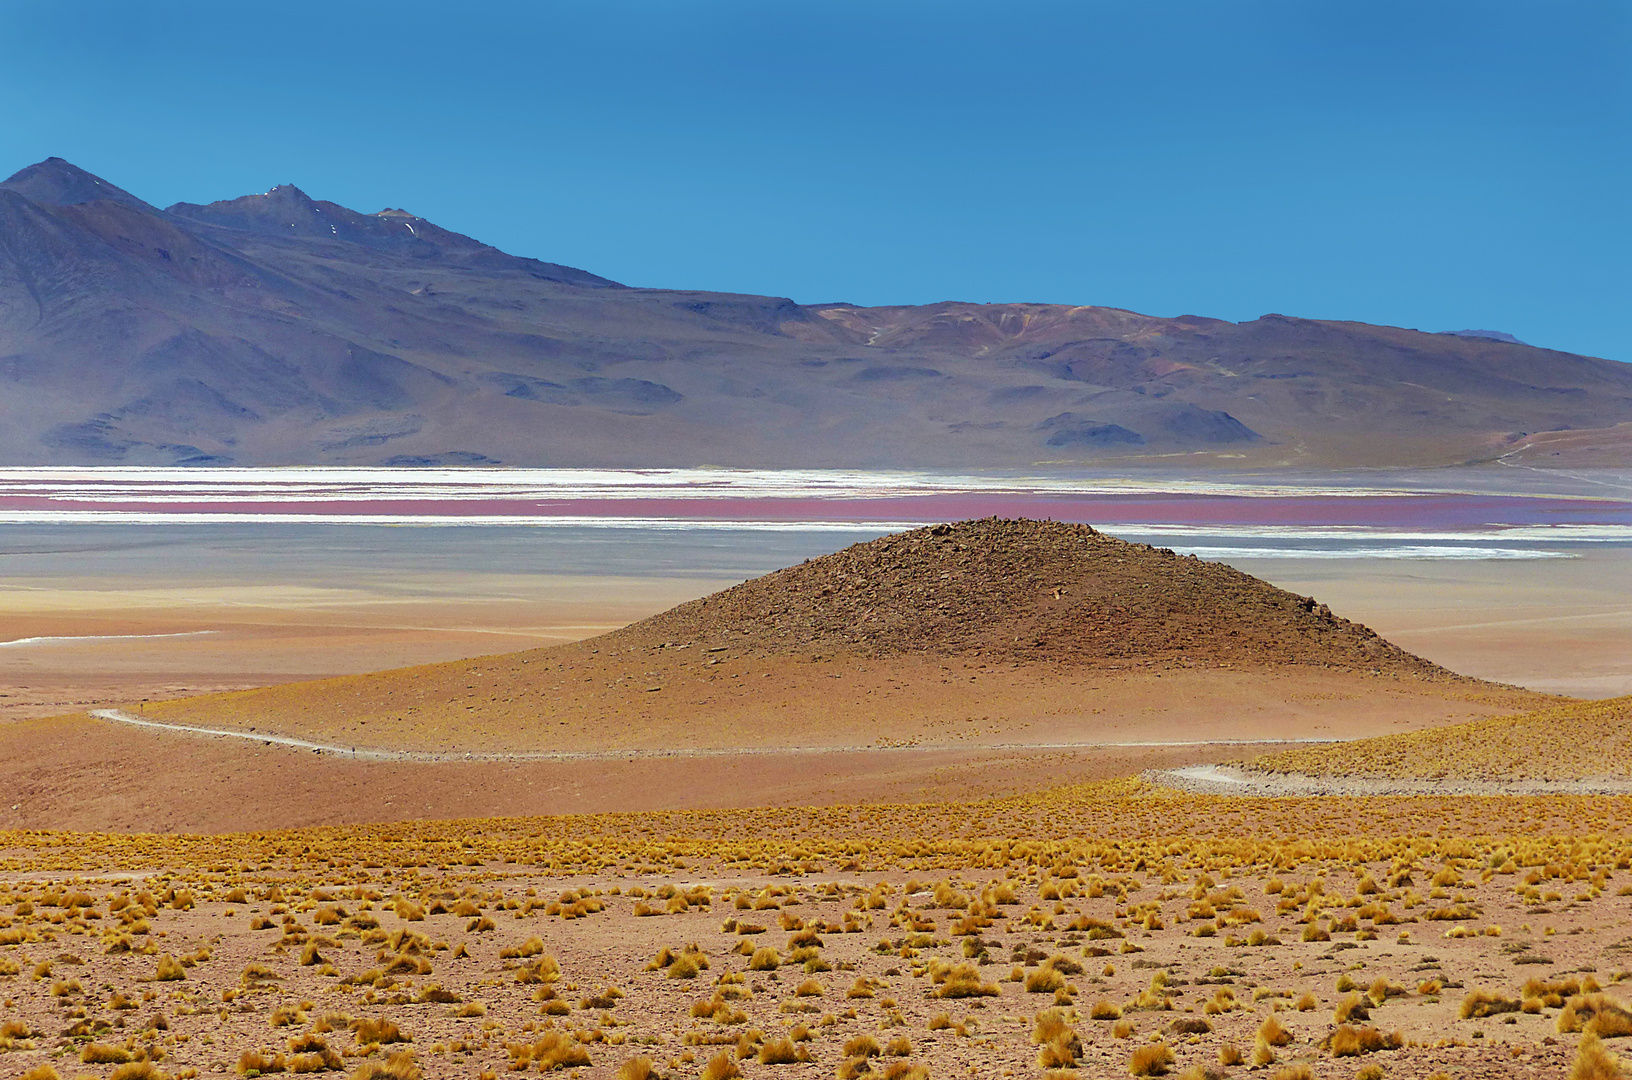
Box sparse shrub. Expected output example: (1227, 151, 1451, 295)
(1035, 1007, 1081, 1068)
(1573, 1032, 1624, 1080)
(844, 1035, 882, 1058)
(350, 1050, 422, 1080)
(1128, 1042, 1176, 1076)
(83, 1043, 134, 1064)
(616, 1058, 656, 1080)
(1461, 989, 1521, 1019)
(757, 1037, 807, 1064)
(110, 1064, 168, 1080)
(1258, 1014, 1292, 1047)
(1329, 1025, 1402, 1057)
(700, 1051, 741, 1080)
(351, 1017, 409, 1045)
(934, 962, 999, 999)
(1334, 994, 1371, 1024)
(1026, 965, 1067, 993)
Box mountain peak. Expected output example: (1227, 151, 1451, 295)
(1439, 329, 1529, 346)
(0, 157, 154, 212)
(167, 183, 357, 238)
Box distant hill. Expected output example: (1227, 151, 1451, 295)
(135, 519, 1535, 756)
(609, 518, 1451, 674)
(2, 157, 1629, 468)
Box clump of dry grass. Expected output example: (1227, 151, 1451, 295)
(109, 1063, 168, 1080)
(508, 1031, 590, 1071)
(616, 1057, 656, 1080)
(757, 1037, 809, 1064)
(82, 1043, 134, 1064)
(1257, 1014, 1291, 1047)
(1460, 989, 1522, 1019)
(1034, 1006, 1081, 1068)
(933, 962, 999, 999)
(351, 1017, 410, 1045)
(501, 936, 545, 960)
(1026, 964, 1067, 994)
(1561, 994, 1632, 1037)
(238, 1049, 280, 1075)
(1332, 993, 1371, 1024)
(1128, 1041, 1176, 1076)
(845, 1035, 882, 1058)
(514, 955, 562, 984)
(351, 1050, 423, 1080)
(1573, 1032, 1624, 1080)
(153, 953, 186, 981)
(700, 1051, 742, 1080)
(1328, 1025, 1402, 1057)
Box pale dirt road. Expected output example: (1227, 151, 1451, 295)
(89, 707, 1333, 762)
(1149, 762, 1632, 796)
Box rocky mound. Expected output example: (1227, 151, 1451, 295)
(608, 518, 1452, 677)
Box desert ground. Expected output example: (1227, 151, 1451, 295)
(1, 778, 1630, 1080)
(5, 516, 1632, 1079)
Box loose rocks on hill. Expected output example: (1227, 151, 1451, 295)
(611, 518, 1451, 676)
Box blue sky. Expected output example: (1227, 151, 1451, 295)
(3, 1, 1627, 360)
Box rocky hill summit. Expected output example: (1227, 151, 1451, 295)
(611, 518, 1452, 676)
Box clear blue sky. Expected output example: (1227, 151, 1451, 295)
(3, 1, 1627, 360)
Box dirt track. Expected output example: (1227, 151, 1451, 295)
(90, 707, 1335, 763)
(1149, 762, 1632, 796)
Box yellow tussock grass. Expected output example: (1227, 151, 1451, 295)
(1128, 1042, 1175, 1076)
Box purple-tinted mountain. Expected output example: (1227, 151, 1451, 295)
(1, 158, 1628, 467)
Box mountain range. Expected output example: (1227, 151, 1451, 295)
(2, 157, 1629, 468)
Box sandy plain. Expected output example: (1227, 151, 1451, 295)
(0, 785, 1627, 1080)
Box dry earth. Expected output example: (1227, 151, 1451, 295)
(1, 783, 1629, 1080)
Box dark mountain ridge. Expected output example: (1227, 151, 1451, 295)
(1, 157, 1628, 467)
